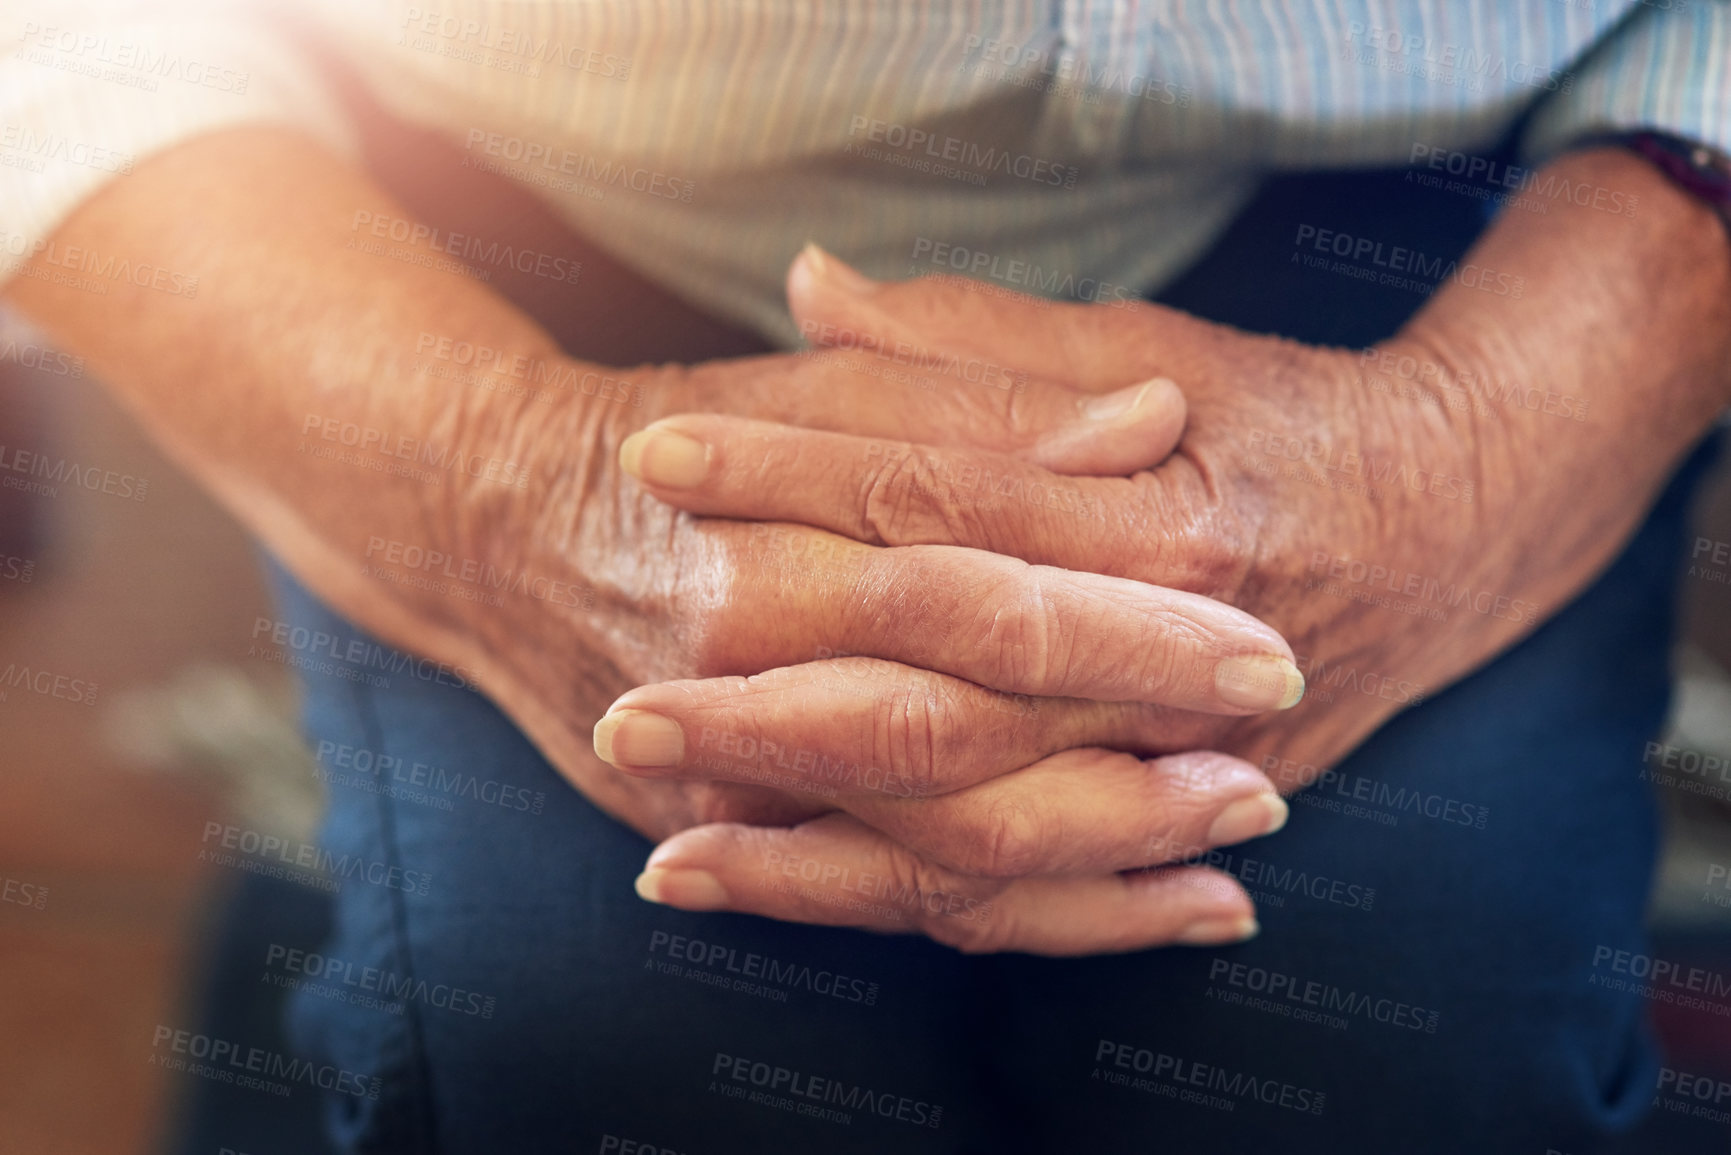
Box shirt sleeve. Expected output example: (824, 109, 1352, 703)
(1522, 0, 1731, 162)
(0, 0, 359, 288)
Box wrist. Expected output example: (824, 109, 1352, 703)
(1368, 148, 1731, 637)
(437, 354, 668, 676)
(1400, 148, 1731, 437)
(1396, 148, 1731, 508)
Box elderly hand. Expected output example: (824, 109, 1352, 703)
(7, 130, 1305, 957)
(600, 255, 1479, 951)
(485, 280, 1336, 947)
(612, 155, 1731, 947)
(432, 251, 1329, 955)
(671, 247, 1526, 780)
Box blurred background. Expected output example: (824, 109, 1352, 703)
(1, 306, 1730, 1153)
(0, 312, 326, 1155)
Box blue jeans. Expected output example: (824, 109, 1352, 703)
(268, 160, 1714, 1154)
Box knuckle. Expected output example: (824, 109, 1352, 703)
(970, 568, 1065, 695)
(881, 847, 1002, 951)
(871, 677, 949, 798)
(1190, 512, 1255, 599)
(1184, 518, 1254, 602)
(965, 796, 1050, 879)
(921, 896, 1013, 954)
(859, 449, 975, 547)
(1131, 473, 1248, 598)
(991, 379, 1040, 440)
(859, 450, 933, 544)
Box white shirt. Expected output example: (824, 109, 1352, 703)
(2, 0, 1726, 345)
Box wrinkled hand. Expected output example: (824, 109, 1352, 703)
(614, 249, 1649, 945)
(442, 252, 1313, 952)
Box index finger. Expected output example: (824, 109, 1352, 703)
(699, 526, 1302, 712)
(634, 813, 1260, 956)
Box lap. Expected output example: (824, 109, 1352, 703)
(269, 427, 1708, 1153)
(271, 568, 984, 1155)
(972, 448, 1700, 1152)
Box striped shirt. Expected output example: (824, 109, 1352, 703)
(1, 0, 1726, 345)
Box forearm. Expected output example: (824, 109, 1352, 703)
(1398, 147, 1731, 596)
(2, 127, 585, 665)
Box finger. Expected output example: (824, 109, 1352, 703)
(694, 529, 1302, 711)
(595, 665, 1287, 871)
(843, 747, 1289, 878)
(622, 413, 1131, 560)
(634, 813, 1260, 956)
(790, 243, 1193, 394)
(680, 337, 1186, 477)
(593, 658, 1145, 799)
(593, 664, 1290, 865)
(596, 666, 1289, 875)
(621, 414, 1242, 600)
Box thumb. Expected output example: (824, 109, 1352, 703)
(788, 243, 1190, 393)
(785, 244, 1186, 476)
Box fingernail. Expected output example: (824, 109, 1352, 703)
(802, 241, 877, 294)
(619, 428, 710, 489)
(1081, 379, 1166, 422)
(1175, 916, 1260, 946)
(593, 709, 685, 767)
(1214, 656, 1305, 711)
(635, 868, 730, 910)
(1207, 793, 1289, 846)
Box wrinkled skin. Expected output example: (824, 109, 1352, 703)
(596, 250, 1695, 952)
(5, 129, 1295, 951)
(620, 260, 1623, 796)
(438, 274, 1297, 850)
(21, 134, 1720, 953)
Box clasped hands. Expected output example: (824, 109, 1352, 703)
(486, 244, 1547, 957)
